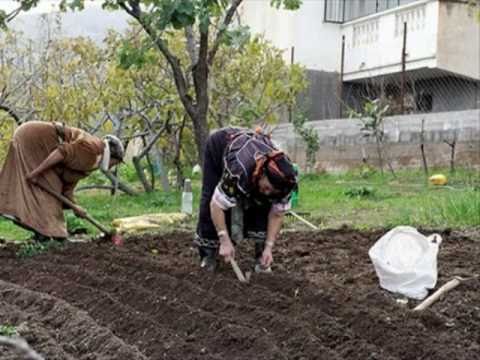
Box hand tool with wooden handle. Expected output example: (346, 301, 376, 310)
(34, 181, 123, 245)
(229, 258, 248, 283)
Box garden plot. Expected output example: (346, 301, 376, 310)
(0, 229, 478, 359)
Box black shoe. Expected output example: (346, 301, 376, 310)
(199, 246, 217, 272)
(33, 232, 52, 243)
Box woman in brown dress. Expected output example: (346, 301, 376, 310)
(0, 121, 124, 241)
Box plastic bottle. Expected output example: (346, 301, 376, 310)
(291, 163, 299, 208)
(181, 178, 193, 215)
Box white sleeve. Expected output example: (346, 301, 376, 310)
(211, 185, 237, 210)
(271, 199, 292, 214)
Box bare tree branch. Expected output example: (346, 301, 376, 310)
(208, 0, 244, 66)
(0, 104, 21, 124)
(185, 26, 198, 65)
(100, 169, 137, 196)
(119, 1, 196, 118)
(4, 7, 23, 23)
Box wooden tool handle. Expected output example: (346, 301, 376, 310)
(413, 277, 462, 311)
(288, 211, 319, 230)
(230, 258, 247, 283)
(35, 181, 111, 234)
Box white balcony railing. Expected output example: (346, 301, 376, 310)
(342, 0, 438, 81)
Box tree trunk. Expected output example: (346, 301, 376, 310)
(190, 111, 209, 165)
(100, 169, 137, 196)
(133, 155, 153, 192)
(375, 136, 384, 175)
(191, 29, 210, 166)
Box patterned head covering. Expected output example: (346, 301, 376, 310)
(263, 151, 297, 199)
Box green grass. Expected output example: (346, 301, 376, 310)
(16, 240, 64, 258)
(296, 167, 480, 230)
(0, 166, 478, 242)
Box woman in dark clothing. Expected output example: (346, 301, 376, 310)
(194, 127, 297, 272)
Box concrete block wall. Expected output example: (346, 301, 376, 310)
(273, 109, 480, 172)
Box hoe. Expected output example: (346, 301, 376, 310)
(35, 181, 123, 246)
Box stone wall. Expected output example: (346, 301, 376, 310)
(273, 109, 480, 172)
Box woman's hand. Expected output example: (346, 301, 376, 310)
(219, 234, 235, 263)
(260, 244, 274, 268)
(26, 172, 38, 184)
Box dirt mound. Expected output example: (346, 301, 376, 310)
(0, 229, 478, 359)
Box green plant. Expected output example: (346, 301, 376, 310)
(0, 324, 18, 337)
(66, 213, 89, 235)
(16, 240, 62, 258)
(292, 111, 320, 170)
(349, 98, 395, 176)
(344, 186, 376, 199)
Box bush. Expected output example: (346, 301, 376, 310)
(344, 186, 376, 198)
(16, 240, 63, 258)
(66, 213, 89, 235)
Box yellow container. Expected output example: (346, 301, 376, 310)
(429, 174, 448, 186)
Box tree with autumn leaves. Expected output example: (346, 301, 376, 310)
(0, 2, 307, 191)
(1, 0, 303, 165)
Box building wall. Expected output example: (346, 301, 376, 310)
(240, 0, 478, 120)
(238, 0, 294, 60)
(273, 109, 480, 172)
(239, 0, 343, 121)
(239, 0, 341, 71)
(341, 0, 439, 81)
(437, 1, 480, 80)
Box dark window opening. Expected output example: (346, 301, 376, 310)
(416, 93, 433, 112)
(324, 0, 420, 24)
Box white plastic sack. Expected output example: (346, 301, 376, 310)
(369, 226, 442, 300)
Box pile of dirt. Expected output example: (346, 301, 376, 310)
(0, 228, 478, 359)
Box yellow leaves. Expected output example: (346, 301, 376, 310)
(211, 35, 307, 127)
(0, 117, 15, 163)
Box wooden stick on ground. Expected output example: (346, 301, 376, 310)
(413, 275, 479, 311)
(288, 211, 319, 230)
(0, 336, 44, 360)
(229, 258, 247, 283)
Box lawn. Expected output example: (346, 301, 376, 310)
(1, 166, 478, 241)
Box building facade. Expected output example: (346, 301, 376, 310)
(239, 0, 480, 121)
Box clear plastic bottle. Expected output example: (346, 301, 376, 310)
(181, 178, 193, 215)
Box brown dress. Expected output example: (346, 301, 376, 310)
(0, 121, 105, 238)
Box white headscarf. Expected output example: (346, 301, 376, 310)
(100, 135, 124, 171)
(100, 139, 111, 172)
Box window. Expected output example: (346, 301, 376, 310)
(324, 0, 420, 23)
(416, 93, 433, 112)
(324, 0, 344, 23)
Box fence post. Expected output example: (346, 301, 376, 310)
(401, 22, 407, 114)
(288, 46, 295, 123)
(338, 35, 345, 118)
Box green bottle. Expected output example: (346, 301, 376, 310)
(291, 163, 299, 208)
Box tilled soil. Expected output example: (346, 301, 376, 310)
(0, 229, 479, 360)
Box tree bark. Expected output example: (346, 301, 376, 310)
(0, 104, 21, 124)
(120, 0, 245, 165)
(100, 169, 137, 196)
